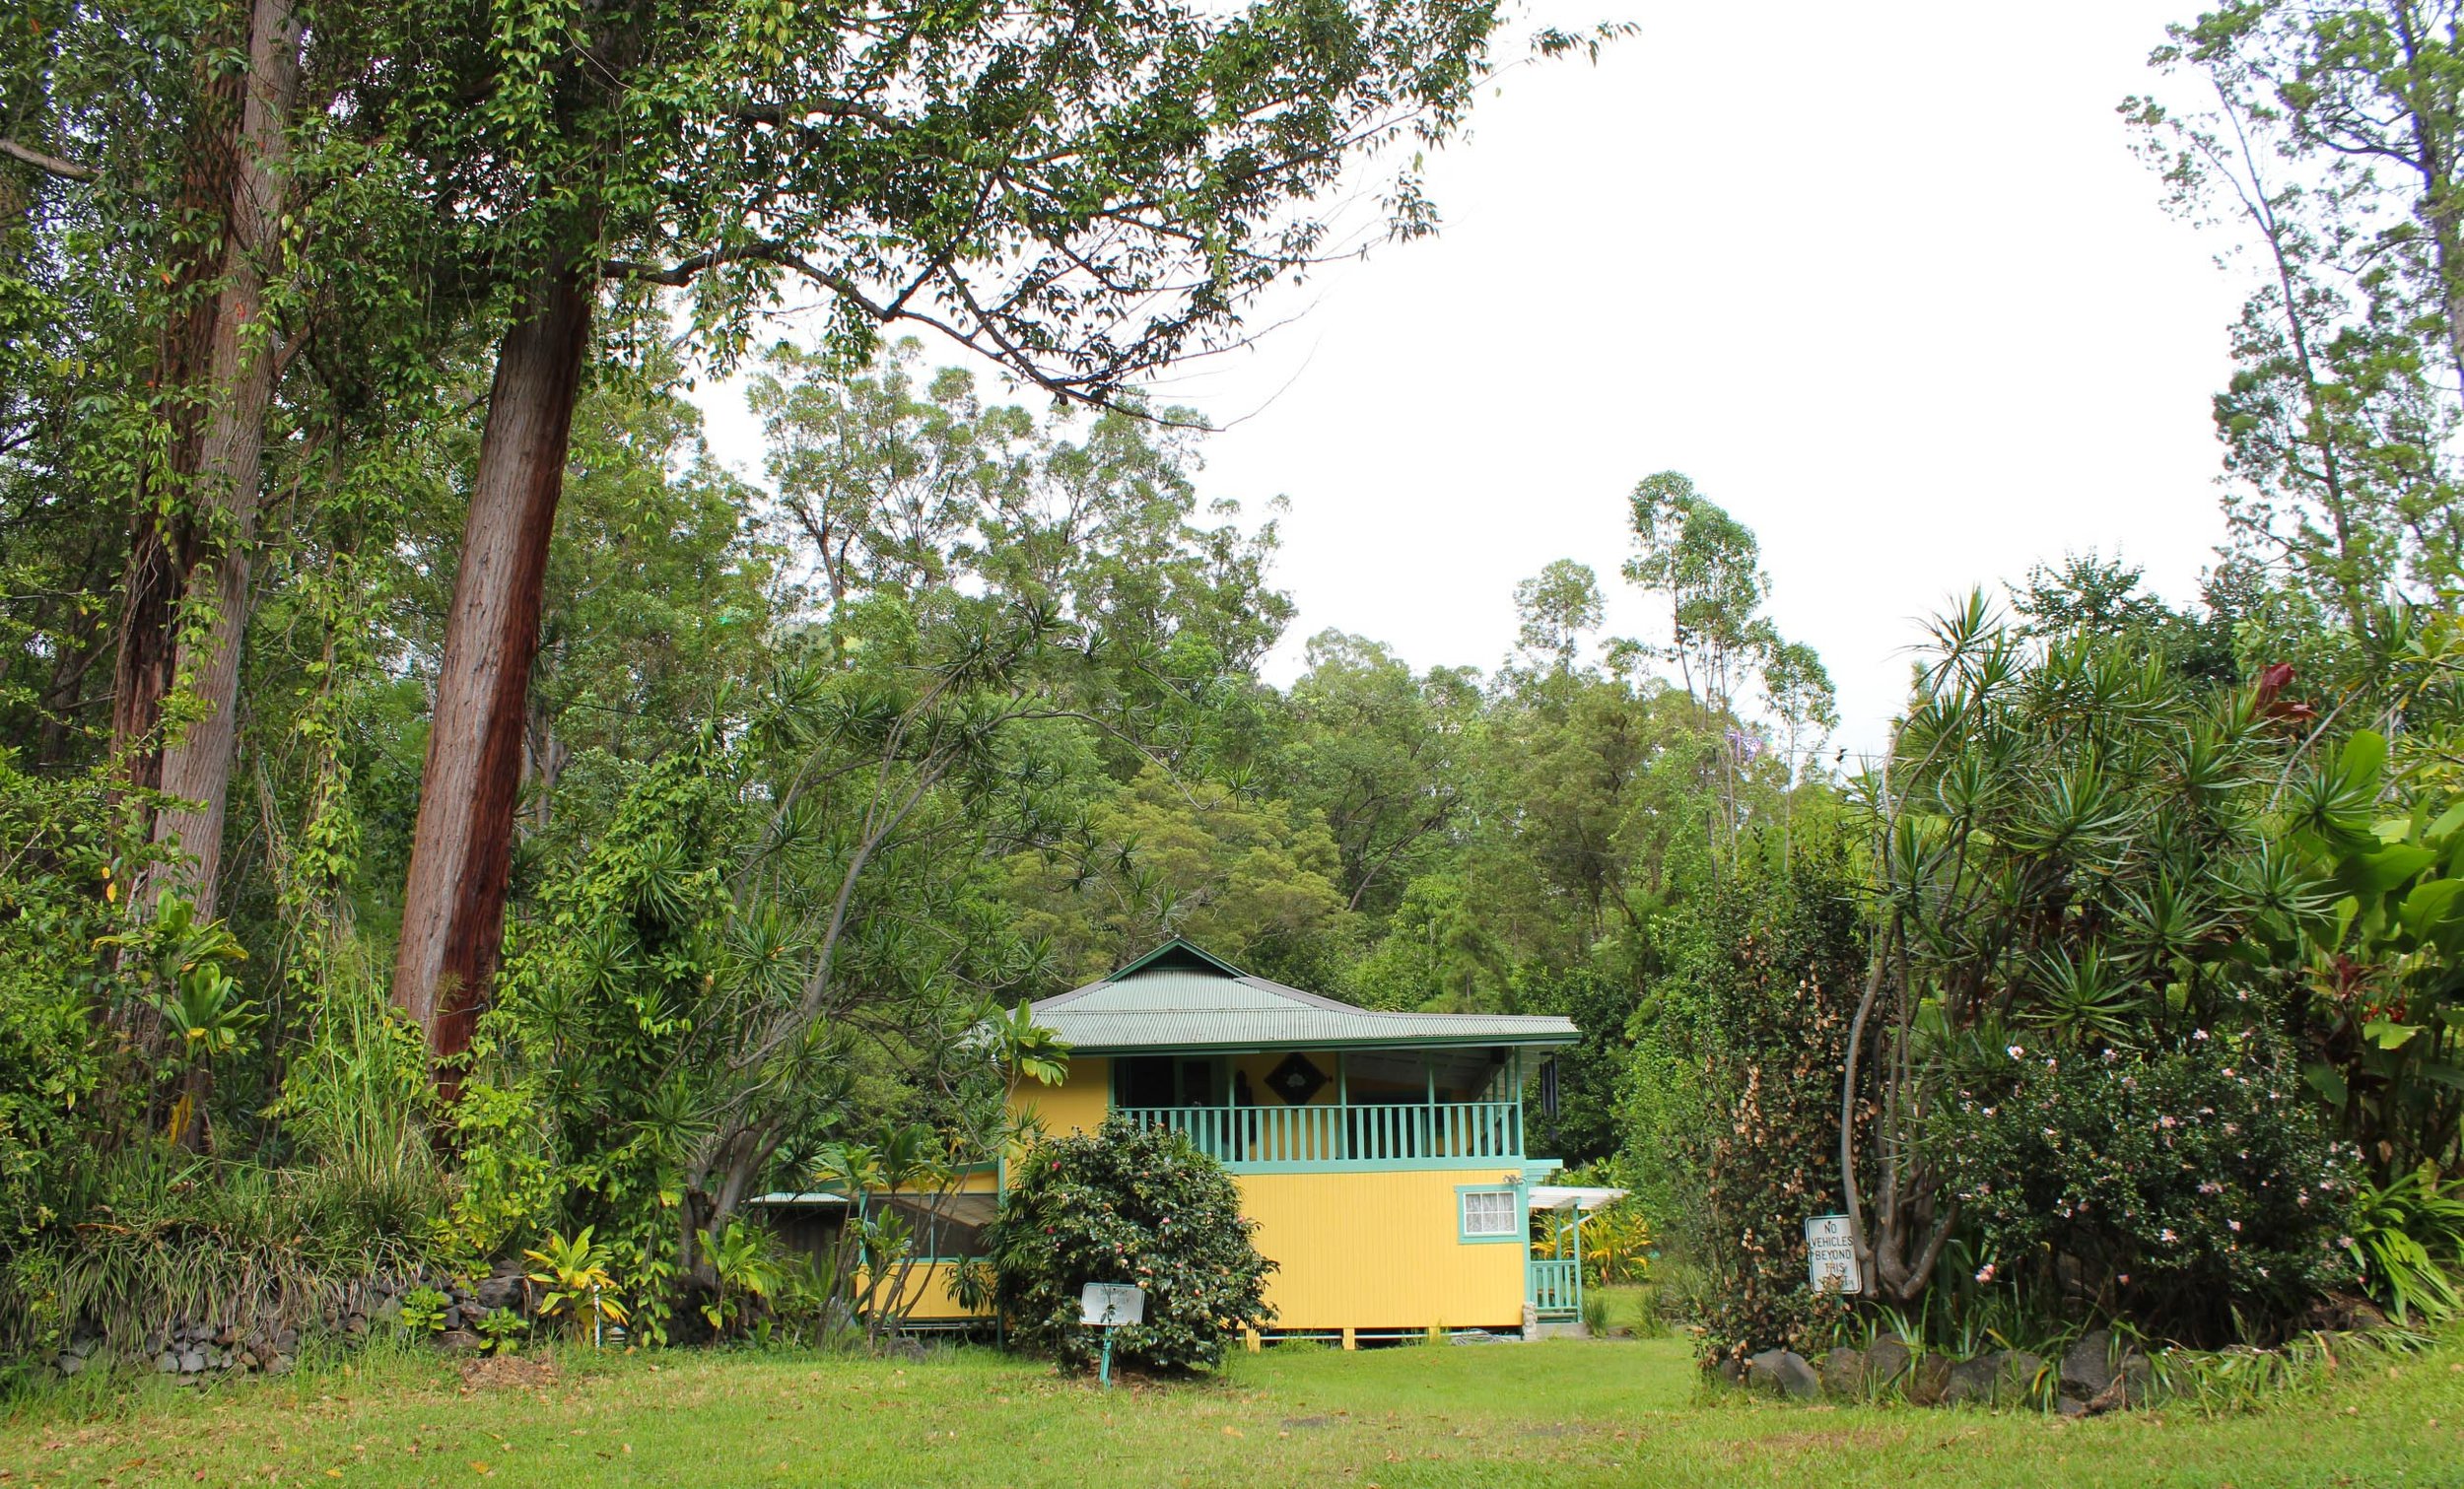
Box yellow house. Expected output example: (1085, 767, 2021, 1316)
(985, 937, 1583, 1345)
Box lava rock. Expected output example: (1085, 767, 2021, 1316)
(1943, 1355, 2001, 1405)
(474, 1270, 523, 1312)
(1817, 1345, 1868, 1397)
(437, 1329, 485, 1353)
(2001, 1351, 2046, 1404)
(1746, 1348, 1821, 1400)
(177, 1348, 206, 1373)
(2060, 1329, 2114, 1400)
(1865, 1333, 1912, 1388)
(156, 1351, 179, 1374)
(1905, 1352, 1952, 1405)
(54, 1352, 86, 1378)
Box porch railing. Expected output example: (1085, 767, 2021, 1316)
(1529, 1257, 1579, 1318)
(1116, 1101, 1523, 1167)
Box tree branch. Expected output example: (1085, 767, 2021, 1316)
(1, 137, 99, 182)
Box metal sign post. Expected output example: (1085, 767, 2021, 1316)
(1079, 1282, 1145, 1387)
(1805, 1214, 1863, 1296)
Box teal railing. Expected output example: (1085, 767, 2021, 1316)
(1529, 1257, 1579, 1317)
(1115, 1101, 1523, 1167)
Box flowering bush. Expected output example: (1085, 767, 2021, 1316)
(1931, 1026, 2361, 1339)
(985, 1116, 1274, 1374)
(1626, 854, 1867, 1358)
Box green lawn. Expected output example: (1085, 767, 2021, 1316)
(7, 1330, 2462, 1488)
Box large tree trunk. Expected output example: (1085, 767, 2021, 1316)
(392, 266, 593, 1082)
(145, 0, 302, 920)
(110, 0, 301, 923)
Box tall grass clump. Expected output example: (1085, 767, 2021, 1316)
(1, 960, 452, 1372)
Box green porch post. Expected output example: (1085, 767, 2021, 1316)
(1573, 1208, 1584, 1326)
(1336, 1051, 1349, 1161)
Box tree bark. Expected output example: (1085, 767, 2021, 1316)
(109, 0, 301, 924)
(144, 0, 303, 920)
(392, 265, 593, 1080)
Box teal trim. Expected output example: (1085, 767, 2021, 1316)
(1227, 1157, 1531, 1175)
(1105, 937, 1248, 981)
(1065, 1035, 1576, 1055)
(1117, 1101, 1524, 1167)
(1457, 1183, 1522, 1244)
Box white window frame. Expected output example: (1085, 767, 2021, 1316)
(1458, 1185, 1520, 1243)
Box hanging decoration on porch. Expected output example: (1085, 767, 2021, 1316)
(1265, 1051, 1328, 1106)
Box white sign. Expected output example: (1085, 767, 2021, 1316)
(1806, 1214, 1862, 1296)
(1079, 1282, 1145, 1326)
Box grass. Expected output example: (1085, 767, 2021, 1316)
(5, 1329, 2462, 1488)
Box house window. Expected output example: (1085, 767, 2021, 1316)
(1458, 1186, 1520, 1243)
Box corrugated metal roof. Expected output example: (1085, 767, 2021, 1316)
(1030, 961, 1578, 1053)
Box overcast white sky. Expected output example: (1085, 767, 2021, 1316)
(695, 0, 2249, 761)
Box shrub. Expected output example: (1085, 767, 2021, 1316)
(986, 1116, 1274, 1374)
(1624, 852, 1866, 1360)
(1930, 1026, 2361, 1340)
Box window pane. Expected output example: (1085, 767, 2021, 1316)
(1463, 1189, 1517, 1237)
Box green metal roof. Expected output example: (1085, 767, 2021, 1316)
(1032, 944, 1579, 1054)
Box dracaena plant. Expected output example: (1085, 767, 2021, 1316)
(523, 1227, 628, 1341)
(1837, 594, 2361, 1341)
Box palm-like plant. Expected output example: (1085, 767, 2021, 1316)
(700, 1221, 784, 1339)
(523, 1227, 628, 1342)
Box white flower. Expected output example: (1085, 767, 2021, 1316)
(2007, 1045, 2025, 1059)
(2227, 1220, 2241, 1233)
(2193, 1029, 2210, 1041)
(2160, 1228, 2178, 1243)
(1975, 1263, 1997, 1283)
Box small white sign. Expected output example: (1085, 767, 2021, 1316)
(1806, 1214, 1862, 1296)
(1079, 1282, 1145, 1326)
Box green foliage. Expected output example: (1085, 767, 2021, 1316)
(2348, 1167, 2464, 1322)
(523, 1228, 628, 1340)
(396, 1286, 449, 1336)
(473, 1307, 526, 1355)
(699, 1222, 785, 1342)
(0, 1140, 444, 1363)
(2263, 730, 2464, 1178)
(1933, 1032, 2361, 1332)
(987, 1117, 1274, 1375)
(0, 757, 117, 1239)
(1623, 852, 1867, 1358)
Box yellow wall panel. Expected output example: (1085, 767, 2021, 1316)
(1235, 1168, 1526, 1331)
(860, 1261, 983, 1321)
(1010, 1056, 1111, 1138)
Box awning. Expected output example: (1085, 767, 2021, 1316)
(1528, 1184, 1627, 1213)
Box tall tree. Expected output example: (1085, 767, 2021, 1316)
(2136, 3, 2464, 631)
(377, 0, 1574, 1069)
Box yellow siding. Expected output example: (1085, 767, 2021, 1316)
(860, 1261, 983, 1321)
(1236, 1168, 1526, 1331)
(1009, 1055, 1110, 1137)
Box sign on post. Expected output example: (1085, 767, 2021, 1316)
(1079, 1282, 1144, 1387)
(1805, 1214, 1862, 1296)
(1079, 1282, 1145, 1326)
